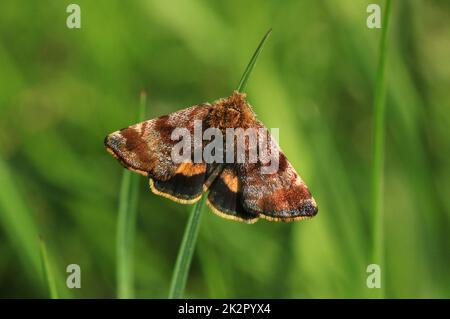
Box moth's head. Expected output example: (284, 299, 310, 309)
(208, 91, 255, 130)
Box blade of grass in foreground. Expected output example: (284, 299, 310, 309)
(371, 0, 392, 298)
(117, 91, 147, 299)
(0, 153, 72, 298)
(39, 236, 58, 299)
(168, 28, 272, 299)
(0, 156, 41, 285)
(168, 195, 207, 298)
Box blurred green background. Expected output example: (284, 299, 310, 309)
(0, 0, 449, 298)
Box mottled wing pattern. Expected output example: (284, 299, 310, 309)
(105, 93, 318, 222)
(237, 132, 318, 221)
(105, 104, 211, 203)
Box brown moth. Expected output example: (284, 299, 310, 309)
(104, 91, 317, 223)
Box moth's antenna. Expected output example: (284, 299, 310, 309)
(236, 28, 272, 93)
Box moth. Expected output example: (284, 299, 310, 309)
(104, 91, 317, 223)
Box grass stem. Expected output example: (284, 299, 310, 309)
(168, 195, 206, 298)
(237, 28, 272, 92)
(371, 0, 392, 298)
(116, 91, 147, 299)
(38, 236, 58, 299)
(168, 28, 272, 298)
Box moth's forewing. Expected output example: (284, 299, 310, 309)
(237, 126, 318, 221)
(105, 104, 211, 203)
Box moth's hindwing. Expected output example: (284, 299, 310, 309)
(206, 165, 259, 223)
(149, 162, 206, 204)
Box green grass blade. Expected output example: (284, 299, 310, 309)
(237, 28, 272, 92)
(168, 195, 206, 298)
(168, 29, 271, 299)
(0, 153, 73, 298)
(38, 236, 58, 299)
(0, 155, 43, 288)
(116, 91, 147, 299)
(371, 0, 392, 298)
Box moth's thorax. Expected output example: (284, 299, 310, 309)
(208, 91, 256, 130)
